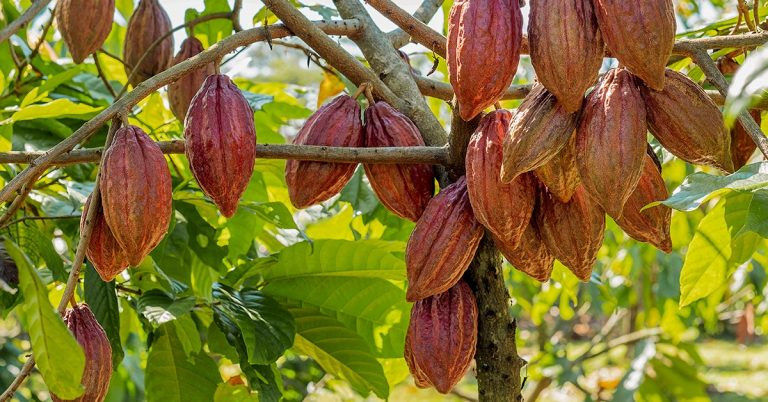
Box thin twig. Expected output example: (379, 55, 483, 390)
(367, 0, 446, 56)
(14, 5, 55, 86)
(115, 284, 142, 296)
(94, 54, 118, 99)
(0, 174, 40, 229)
(0, 0, 53, 44)
(3, 214, 80, 227)
(98, 48, 125, 65)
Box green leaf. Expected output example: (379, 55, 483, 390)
(289, 307, 389, 399)
(212, 283, 295, 365)
(724, 45, 768, 125)
(84, 264, 124, 369)
(5, 240, 85, 399)
(338, 167, 379, 216)
(738, 190, 768, 238)
(173, 315, 203, 356)
(175, 201, 228, 269)
(137, 289, 197, 325)
(662, 163, 768, 211)
(145, 323, 220, 402)
(12, 99, 102, 121)
(214, 383, 259, 402)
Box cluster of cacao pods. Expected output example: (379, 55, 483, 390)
(51, 303, 112, 402)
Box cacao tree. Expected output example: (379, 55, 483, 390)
(0, 1, 767, 401)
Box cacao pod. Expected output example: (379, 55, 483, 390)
(613, 155, 672, 253)
(501, 85, 580, 183)
(123, 0, 173, 87)
(168, 37, 215, 121)
(447, 0, 522, 121)
(641, 69, 734, 172)
(537, 185, 605, 281)
(493, 224, 554, 282)
(593, 0, 675, 90)
(731, 110, 762, 170)
(100, 125, 172, 266)
(406, 177, 484, 302)
(576, 68, 647, 218)
(80, 196, 129, 282)
(185, 74, 256, 218)
(466, 110, 535, 246)
(56, 0, 115, 64)
(363, 101, 434, 221)
(51, 304, 112, 402)
(405, 280, 477, 394)
(285, 95, 364, 208)
(534, 134, 580, 204)
(528, 0, 604, 113)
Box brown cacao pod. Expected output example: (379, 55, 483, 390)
(406, 177, 484, 302)
(641, 69, 734, 172)
(613, 155, 672, 253)
(577, 68, 647, 218)
(80, 196, 128, 282)
(493, 224, 555, 282)
(51, 304, 112, 402)
(363, 102, 434, 221)
(447, 0, 522, 121)
(528, 0, 604, 113)
(168, 37, 215, 121)
(537, 185, 606, 281)
(123, 0, 173, 87)
(56, 0, 114, 64)
(593, 0, 675, 90)
(285, 95, 363, 208)
(534, 134, 580, 204)
(501, 85, 580, 183)
(100, 125, 172, 266)
(731, 110, 762, 170)
(405, 280, 477, 394)
(466, 110, 535, 246)
(185, 74, 256, 218)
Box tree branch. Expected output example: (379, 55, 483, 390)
(375, 0, 446, 55)
(0, 0, 52, 44)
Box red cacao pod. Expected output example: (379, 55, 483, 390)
(406, 177, 484, 302)
(537, 185, 605, 281)
(184, 74, 256, 218)
(51, 304, 112, 402)
(501, 85, 580, 183)
(593, 0, 675, 90)
(285, 95, 363, 208)
(528, 0, 604, 113)
(56, 0, 114, 64)
(100, 125, 172, 266)
(641, 69, 734, 172)
(493, 224, 554, 282)
(363, 102, 434, 221)
(534, 134, 580, 204)
(168, 37, 215, 121)
(577, 68, 647, 218)
(447, 0, 522, 121)
(613, 155, 672, 253)
(80, 196, 128, 282)
(405, 280, 477, 394)
(466, 110, 535, 246)
(731, 110, 761, 170)
(123, 0, 173, 87)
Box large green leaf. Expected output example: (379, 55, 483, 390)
(5, 240, 85, 399)
(11, 99, 102, 121)
(662, 163, 768, 211)
(84, 264, 124, 369)
(137, 289, 196, 325)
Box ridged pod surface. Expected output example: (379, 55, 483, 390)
(641, 69, 734, 172)
(493, 224, 554, 282)
(406, 177, 484, 302)
(466, 110, 535, 246)
(501, 85, 580, 183)
(537, 186, 605, 281)
(447, 0, 522, 121)
(404, 280, 477, 394)
(731, 111, 762, 170)
(577, 68, 647, 218)
(169, 37, 215, 121)
(56, 0, 115, 64)
(185, 74, 256, 217)
(51, 304, 112, 402)
(80, 196, 128, 282)
(593, 0, 675, 90)
(534, 134, 580, 203)
(285, 95, 363, 208)
(100, 126, 172, 266)
(528, 0, 604, 112)
(123, 0, 173, 87)
(363, 102, 434, 221)
(614, 155, 672, 253)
